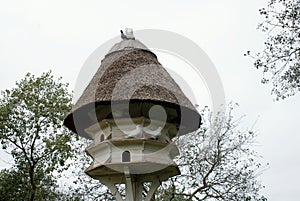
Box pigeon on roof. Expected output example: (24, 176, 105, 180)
(120, 30, 128, 40)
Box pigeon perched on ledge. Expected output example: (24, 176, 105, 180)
(143, 126, 163, 137)
(123, 125, 142, 138)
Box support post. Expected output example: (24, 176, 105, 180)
(101, 178, 124, 201)
(134, 179, 143, 201)
(124, 166, 143, 201)
(144, 178, 160, 201)
(99, 167, 166, 201)
(124, 166, 134, 201)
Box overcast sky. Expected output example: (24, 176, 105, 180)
(1, 1, 300, 200)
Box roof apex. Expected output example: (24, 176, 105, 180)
(107, 39, 149, 55)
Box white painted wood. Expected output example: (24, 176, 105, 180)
(145, 179, 160, 201)
(83, 117, 180, 200)
(100, 178, 124, 201)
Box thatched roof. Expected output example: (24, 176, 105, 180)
(107, 39, 149, 54)
(64, 39, 201, 138)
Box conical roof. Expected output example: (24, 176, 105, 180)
(107, 39, 149, 54)
(64, 36, 201, 138)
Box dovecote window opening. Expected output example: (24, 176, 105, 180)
(100, 134, 105, 142)
(122, 151, 131, 162)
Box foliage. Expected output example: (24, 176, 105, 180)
(0, 72, 266, 201)
(0, 168, 25, 201)
(154, 104, 267, 201)
(0, 168, 65, 201)
(246, 0, 300, 100)
(0, 71, 77, 201)
(64, 104, 267, 201)
(62, 138, 116, 201)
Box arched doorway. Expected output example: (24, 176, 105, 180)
(122, 151, 131, 162)
(100, 134, 105, 142)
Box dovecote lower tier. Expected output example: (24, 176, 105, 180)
(85, 139, 179, 176)
(84, 117, 180, 180)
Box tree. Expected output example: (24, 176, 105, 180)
(0, 168, 29, 201)
(64, 138, 116, 201)
(0, 71, 77, 200)
(57, 104, 267, 201)
(0, 168, 65, 201)
(246, 0, 300, 100)
(66, 104, 267, 201)
(154, 104, 267, 200)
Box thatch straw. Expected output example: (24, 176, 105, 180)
(64, 41, 201, 138)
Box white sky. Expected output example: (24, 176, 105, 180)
(1, 0, 300, 200)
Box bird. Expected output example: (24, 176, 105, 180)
(125, 28, 135, 39)
(143, 126, 163, 137)
(120, 30, 128, 40)
(123, 125, 141, 138)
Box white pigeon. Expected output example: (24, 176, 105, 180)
(123, 125, 142, 138)
(125, 28, 135, 39)
(143, 126, 163, 137)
